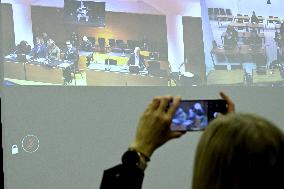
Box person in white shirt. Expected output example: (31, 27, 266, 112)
(127, 47, 145, 69)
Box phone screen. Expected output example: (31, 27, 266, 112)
(170, 99, 227, 131)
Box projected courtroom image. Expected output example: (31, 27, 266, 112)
(2, 0, 284, 86)
(206, 0, 284, 86)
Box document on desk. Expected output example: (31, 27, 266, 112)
(58, 63, 71, 68)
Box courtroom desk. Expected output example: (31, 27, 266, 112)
(266, 18, 282, 27)
(228, 22, 264, 31)
(3, 61, 26, 80)
(211, 45, 266, 64)
(85, 70, 168, 86)
(239, 45, 266, 56)
(221, 32, 265, 43)
(144, 59, 170, 71)
(234, 16, 250, 21)
(125, 74, 168, 86)
(217, 15, 234, 22)
(207, 69, 244, 85)
(92, 52, 129, 65)
(25, 63, 64, 84)
(86, 63, 168, 86)
(252, 69, 284, 85)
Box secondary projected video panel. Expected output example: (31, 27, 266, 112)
(64, 0, 106, 27)
(206, 4, 284, 86)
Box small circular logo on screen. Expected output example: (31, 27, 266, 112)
(22, 135, 39, 153)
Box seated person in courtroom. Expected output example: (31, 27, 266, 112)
(280, 22, 284, 34)
(14, 40, 31, 55)
(224, 26, 238, 50)
(63, 41, 79, 70)
(251, 11, 258, 24)
(248, 29, 262, 50)
(47, 39, 60, 60)
(80, 36, 93, 51)
(30, 37, 48, 59)
(127, 47, 146, 70)
(70, 32, 80, 48)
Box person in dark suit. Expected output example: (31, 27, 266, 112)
(80, 36, 93, 51)
(248, 29, 262, 50)
(30, 37, 48, 59)
(224, 26, 238, 49)
(127, 47, 146, 70)
(251, 11, 258, 24)
(63, 41, 79, 70)
(15, 40, 31, 55)
(280, 22, 284, 34)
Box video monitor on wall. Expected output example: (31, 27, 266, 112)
(64, 0, 106, 27)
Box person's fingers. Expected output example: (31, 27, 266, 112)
(145, 96, 160, 112)
(150, 96, 161, 110)
(219, 91, 235, 113)
(169, 131, 186, 139)
(167, 96, 181, 117)
(158, 95, 172, 113)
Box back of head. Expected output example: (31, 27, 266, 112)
(192, 113, 284, 189)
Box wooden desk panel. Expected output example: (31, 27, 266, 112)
(4, 61, 26, 80)
(85, 70, 127, 86)
(207, 70, 244, 85)
(85, 70, 168, 86)
(253, 69, 284, 84)
(125, 74, 168, 86)
(25, 64, 64, 84)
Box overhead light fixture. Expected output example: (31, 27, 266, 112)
(267, 0, 271, 4)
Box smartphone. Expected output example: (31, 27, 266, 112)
(170, 99, 228, 131)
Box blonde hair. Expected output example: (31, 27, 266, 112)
(192, 113, 284, 189)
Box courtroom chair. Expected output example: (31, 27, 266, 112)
(213, 8, 220, 18)
(98, 37, 106, 52)
(133, 40, 141, 49)
(274, 17, 281, 29)
(231, 64, 243, 70)
(218, 8, 227, 21)
(236, 14, 243, 23)
(111, 47, 123, 53)
(116, 39, 124, 47)
(147, 60, 160, 75)
(267, 16, 275, 29)
(214, 64, 228, 70)
(208, 8, 214, 20)
(243, 15, 250, 23)
(108, 38, 116, 48)
(226, 9, 232, 16)
(88, 36, 96, 47)
(252, 54, 267, 65)
(124, 48, 133, 55)
(127, 40, 134, 50)
(219, 8, 226, 15)
(105, 58, 117, 65)
(257, 16, 264, 23)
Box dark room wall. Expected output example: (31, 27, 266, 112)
(183, 17, 206, 82)
(31, 6, 167, 47)
(1, 3, 15, 55)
